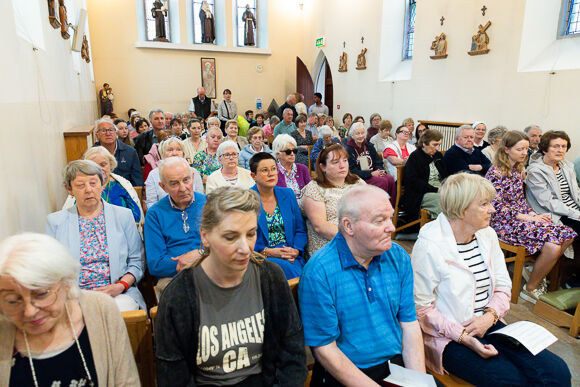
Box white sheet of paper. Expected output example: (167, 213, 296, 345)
(383, 362, 437, 387)
(488, 321, 557, 355)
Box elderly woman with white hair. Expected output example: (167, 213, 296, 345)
(473, 121, 490, 150)
(63, 146, 144, 224)
(192, 125, 223, 185)
(206, 140, 254, 194)
(482, 125, 507, 162)
(272, 134, 311, 198)
(48, 160, 146, 311)
(345, 122, 396, 206)
(145, 137, 203, 209)
(239, 126, 274, 169)
(0, 233, 140, 385)
(310, 125, 341, 168)
(205, 116, 221, 133)
(412, 173, 571, 386)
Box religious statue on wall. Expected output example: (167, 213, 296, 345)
(242, 4, 257, 46)
(430, 32, 448, 59)
(356, 48, 367, 70)
(99, 83, 114, 117)
(151, 0, 169, 42)
(338, 52, 348, 72)
(47, 0, 61, 29)
(81, 35, 91, 63)
(58, 0, 70, 39)
(200, 1, 216, 44)
(468, 21, 491, 55)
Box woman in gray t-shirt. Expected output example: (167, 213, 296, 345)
(155, 186, 307, 386)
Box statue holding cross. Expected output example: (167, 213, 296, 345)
(468, 20, 492, 55)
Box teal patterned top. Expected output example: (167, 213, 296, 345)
(265, 205, 287, 247)
(191, 150, 221, 179)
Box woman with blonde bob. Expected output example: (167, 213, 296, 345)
(412, 173, 571, 386)
(0, 233, 139, 386)
(486, 131, 575, 303)
(155, 187, 307, 386)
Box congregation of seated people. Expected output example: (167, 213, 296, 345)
(2, 89, 578, 387)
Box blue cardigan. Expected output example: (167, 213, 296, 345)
(443, 144, 491, 176)
(144, 193, 206, 278)
(46, 200, 146, 309)
(251, 185, 308, 254)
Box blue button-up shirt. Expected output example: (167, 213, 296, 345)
(299, 233, 416, 368)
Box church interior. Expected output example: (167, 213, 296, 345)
(1, 0, 580, 385)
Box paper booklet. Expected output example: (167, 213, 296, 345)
(381, 362, 437, 387)
(488, 320, 557, 355)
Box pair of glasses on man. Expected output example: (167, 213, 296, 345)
(282, 148, 298, 155)
(182, 212, 190, 233)
(0, 284, 61, 315)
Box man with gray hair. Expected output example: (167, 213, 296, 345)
(93, 118, 143, 186)
(134, 108, 166, 164)
(273, 108, 297, 136)
(189, 86, 216, 120)
(443, 124, 491, 176)
(144, 156, 206, 293)
(277, 93, 298, 120)
(299, 185, 425, 385)
(524, 124, 542, 166)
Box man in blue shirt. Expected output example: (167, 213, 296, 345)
(273, 108, 297, 136)
(145, 157, 206, 293)
(299, 185, 425, 385)
(443, 125, 491, 176)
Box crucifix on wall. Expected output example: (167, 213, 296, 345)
(481, 5, 487, 16)
(440, 16, 445, 26)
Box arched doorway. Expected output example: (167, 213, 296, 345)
(296, 57, 314, 107)
(313, 52, 333, 117)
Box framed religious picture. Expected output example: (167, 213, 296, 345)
(200, 57, 216, 99)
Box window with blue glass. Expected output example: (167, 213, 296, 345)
(403, 0, 416, 59)
(236, 0, 258, 47)
(144, 0, 171, 41)
(193, 0, 216, 43)
(563, 0, 580, 35)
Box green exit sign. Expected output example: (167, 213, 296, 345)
(316, 37, 326, 47)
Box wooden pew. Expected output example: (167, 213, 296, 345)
(392, 166, 432, 237)
(122, 310, 155, 387)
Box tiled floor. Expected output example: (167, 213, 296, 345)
(396, 239, 580, 386)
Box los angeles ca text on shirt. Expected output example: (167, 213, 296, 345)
(196, 310, 265, 373)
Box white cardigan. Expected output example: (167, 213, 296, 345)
(384, 141, 416, 180)
(205, 167, 254, 194)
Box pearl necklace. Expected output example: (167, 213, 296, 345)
(22, 303, 94, 387)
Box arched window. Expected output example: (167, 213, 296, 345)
(144, 0, 171, 41)
(193, 0, 215, 43)
(236, 0, 257, 47)
(403, 0, 416, 59)
(562, 0, 580, 35)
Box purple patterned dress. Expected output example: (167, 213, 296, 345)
(486, 165, 576, 254)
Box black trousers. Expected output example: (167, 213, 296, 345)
(310, 354, 404, 387)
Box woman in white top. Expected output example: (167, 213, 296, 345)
(181, 118, 207, 164)
(206, 140, 254, 194)
(369, 119, 394, 169)
(217, 88, 238, 131)
(145, 137, 203, 209)
(383, 125, 416, 180)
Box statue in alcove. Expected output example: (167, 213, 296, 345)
(242, 4, 257, 46)
(151, 0, 169, 42)
(47, 0, 61, 29)
(200, 0, 216, 43)
(58, 0, 70, 39)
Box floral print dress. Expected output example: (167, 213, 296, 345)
(78, 209, 111, 289)
(486, 165, 577, 254)
(191, 150, 221, 180)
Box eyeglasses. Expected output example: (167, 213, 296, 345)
(182, 212, 190, 233)
(0, 284, 61, 315)
(221, 152, 239, 159)
(282, 149, 298, 155)
(398, 130, 411, 135)
(98, 128, 116, 134)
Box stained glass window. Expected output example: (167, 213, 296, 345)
(564, 0, 580, 35)
(236, 0, 257, 47)
(404, 0, 416, 59)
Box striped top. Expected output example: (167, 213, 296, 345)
(457, 238, 490, 316)
(556, 170, 580, 211)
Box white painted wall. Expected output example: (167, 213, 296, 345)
(304, 0, 580, 158)
(0, 0, 97, 239)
